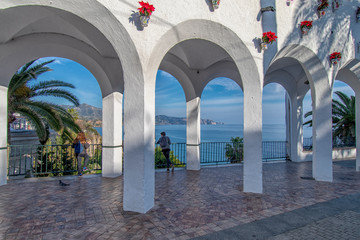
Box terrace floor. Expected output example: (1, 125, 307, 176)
(1, 160, 360, 240)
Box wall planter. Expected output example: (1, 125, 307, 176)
(356, 7, 360, 22)
(300, 21, 313, 35)
(329, 52, 341, 66)
(212, 0, 220, 9)
(138, 1, 155, 27)
(317, 0, 329, 17)
(261, 31, 277, 50)
(286, 0, 294, 6)
(332, 0, 340, 12)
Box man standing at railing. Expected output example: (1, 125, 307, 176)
(157, 132, 174, 172)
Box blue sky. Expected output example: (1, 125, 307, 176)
(31, 57, 354, 125)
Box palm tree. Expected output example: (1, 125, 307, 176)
(8, 59, 81, 145)
(303, 91, 355, 146)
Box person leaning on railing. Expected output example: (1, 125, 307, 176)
(157, 131, 174, 172)
(73, 132, 90, 176)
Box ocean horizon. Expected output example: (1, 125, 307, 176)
(95, 124, 312, 143)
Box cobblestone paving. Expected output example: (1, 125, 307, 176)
(0, 160, 359, 239)
(269, 211, 360, 240)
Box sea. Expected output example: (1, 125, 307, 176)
(94, 124, 312, 143)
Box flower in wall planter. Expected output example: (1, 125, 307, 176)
(332, 0, 340, 12)
(300, 21, 313, 35)
(212, 0, 220, 9)
(329, 52, 341, 66)
(286, 0, 294, 6)
(317, 0, 329, 17)
(356, 7, 360, 22)
(261, 31, 278, 50)
(138, 1, 155, 27)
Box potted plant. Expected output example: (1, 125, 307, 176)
(317, 0, 329, 17)
(138, 1, 155, 27)
(212, 0, 220, 9)
(356, 7, 360, 22)
(286, 0, 294, 6)
(332, 0, 340, 12)
(329, 52, 341, 65)
(300, 21, 313, 35)
(261, 31, 278, 50)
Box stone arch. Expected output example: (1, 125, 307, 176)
(148, 19, 260, 95)
(0, 33, 117, 97)
(271, 44, 333, 181)
(335, 59, 360, 172)
(0, 3, 145, 196)
(0, 2, 143, 95)
(336, 59, 360, 92)
(149, 19, 263, 193)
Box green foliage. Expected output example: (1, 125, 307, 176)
(8, 59, 81, 144)
(304, 91, 355, 146)
(225, 137, 244, 163)
(155, 146, 183, 168)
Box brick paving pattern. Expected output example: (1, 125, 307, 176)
(0, 160, 359, 239)
(269, 211, 360, 240)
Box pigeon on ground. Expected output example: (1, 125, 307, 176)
(59, 180, 70, 186)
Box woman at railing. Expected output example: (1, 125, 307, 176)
(75, 132, 90, 176)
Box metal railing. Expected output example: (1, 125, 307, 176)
(303, 137, 356, 151)
(8, 144, 102, 176)
(155, 141, 288, 168)
(8, 141, 290, 175)
(262, 141, 288, 161)
(155, 143, 186, 168)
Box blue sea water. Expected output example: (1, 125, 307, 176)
(95, 124, 312, 143)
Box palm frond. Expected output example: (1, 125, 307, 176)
(30, 80, 76, 92)
(31, 89, 80, 106)
(23, 101, 63, 132)
(15, 107, 47, 141)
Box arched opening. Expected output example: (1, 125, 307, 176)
(331, 80, 356, 157)
(8, 57, 104, 177)
(201, 77, 243, 164)
(155, 70, 186, 168)
(0, 4, 136, 190)
(262, 83, 287, 161)
(150, 19, 262, 194)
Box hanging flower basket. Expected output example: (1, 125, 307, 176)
(138, 1, 155, 27)
(317, 0, 329, 17)
(300, 21, 313, 35)
(261, 31, 277, 50)
(356, 7, 360, 22)
(212, 0, 220, 9)
(332, 0, 340, 12)
(286, 0, 294, 6)
(329, 52, 341, 66)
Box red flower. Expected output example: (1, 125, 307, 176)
(262, 31, 278, 44)
(300, 21, 313, 30)
(138, 1, 155, 16)
(330, 52, 341, 63)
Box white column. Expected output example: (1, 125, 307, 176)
(356, 93, 360, 171)
(285, 94, 291, 160)
(186, 97, 201, 170)
(312, 89, 333, 181)
(243, 87, 262, 193)
(287, 93, 305, 162)
(123, 77, 155, 213)
(296, 96, 305, 161)
(0, 86, 8, 185)
(102, 92, 123, 177)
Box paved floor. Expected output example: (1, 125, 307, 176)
(0, 160, 359, 239)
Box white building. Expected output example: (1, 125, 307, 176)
(0, 0, 359, 213)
